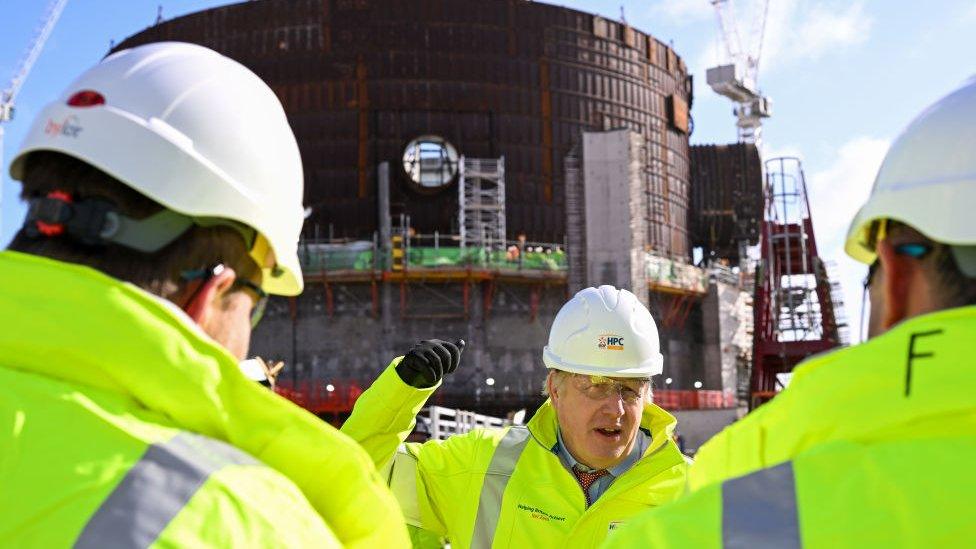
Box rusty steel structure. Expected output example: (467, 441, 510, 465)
(116, 0, 693, 256)
(689, 143, 764, 264)
(751, 157, 842, 407)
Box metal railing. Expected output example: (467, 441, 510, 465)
(646, 252, 709, 293)
(275, 378, 364, 415)
(275, 382, 738, 420)
(653, 389, 737, 410)
(298, 234, 568, 274)
(420, 405, 509, 440)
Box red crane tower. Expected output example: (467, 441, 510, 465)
(751, 156, 845, 407)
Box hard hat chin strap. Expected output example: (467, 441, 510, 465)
(23, 192, 256, 254)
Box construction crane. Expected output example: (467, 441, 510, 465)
(0, 0, 69, 233)
(704, 2, 846, 409)
(706, 0, 772, 146)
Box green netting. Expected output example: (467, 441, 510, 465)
(300, 249, 374, 271)
(300, 246, 566, 272)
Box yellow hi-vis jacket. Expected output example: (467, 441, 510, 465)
(604, 305, 976, 548)
(342, 361, 688, 548)
(0, 251, 409, 548)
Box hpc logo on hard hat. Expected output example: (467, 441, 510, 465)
(598, 335, 625, 351)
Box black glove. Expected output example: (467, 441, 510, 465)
(396, 339, 465, 388)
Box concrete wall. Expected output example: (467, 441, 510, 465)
(701, 280, 750, 394)
(657, 303, 706, 390)
(672, 408, 741, 454)
(568, 128, 713, 392)
(580, 129, 648, 306)
(250, 281, 565, 412)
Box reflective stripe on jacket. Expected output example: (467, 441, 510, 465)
(0, 251, 409, 547)
(604, 306, 976, 548)
(342, 363, 688, 548)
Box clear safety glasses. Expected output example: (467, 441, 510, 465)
(568, 374, 649, 404)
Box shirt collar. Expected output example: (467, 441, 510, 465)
(554, 427, 651, 477)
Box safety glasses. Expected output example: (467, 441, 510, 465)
(568, 374, 649, 404)
(181, 264, 268, 328)
(860, 219, 935, 340)
(863, 243, 935, 290)
(232, 278, 268, 328)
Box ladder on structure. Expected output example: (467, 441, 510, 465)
(459, 156, 506, 250)
(751, 157, 842, 408)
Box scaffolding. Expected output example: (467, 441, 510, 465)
(823, 260, 851, 345)
(459, 156, 506, 251)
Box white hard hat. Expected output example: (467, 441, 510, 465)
(543, 285, 663, 378)
(10, 42, 305, 295)
(845, 78, 976, 276)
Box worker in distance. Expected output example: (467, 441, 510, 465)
(0, 42, 408, 547)
(605, 79, 976, 547)
(341, 285, 689, 547)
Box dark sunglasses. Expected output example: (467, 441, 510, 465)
(181, 264, 268, 328)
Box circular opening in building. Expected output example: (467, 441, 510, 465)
(402, 135, 459, 189)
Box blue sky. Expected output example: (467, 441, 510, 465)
(3, 0, 975, 341)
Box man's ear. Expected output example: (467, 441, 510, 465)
(877, 240, 912, 331)
(547, 372, 561, 403)
(183, 267, 237, 324)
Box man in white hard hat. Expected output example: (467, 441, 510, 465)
(604, 81, 976, 547)
(341, 285, 688, 547)
(0, 42, 407, 547)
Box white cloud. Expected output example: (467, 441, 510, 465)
(965, 3, 976, 21)
(686, 0, 873, 81)
(649, 0, 714, 24)
(760, 0, 872, 74)
(692, 36, 725, 80)
(790, 2, 872, 61)
(804, 136, 889, 343)
(807, 137, 887, 250)
(760, 141, 803, 164)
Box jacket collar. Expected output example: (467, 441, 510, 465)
(0, 251, 258, 432)
(0, 250, 341, 461)
(0, 250, 411, 545)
